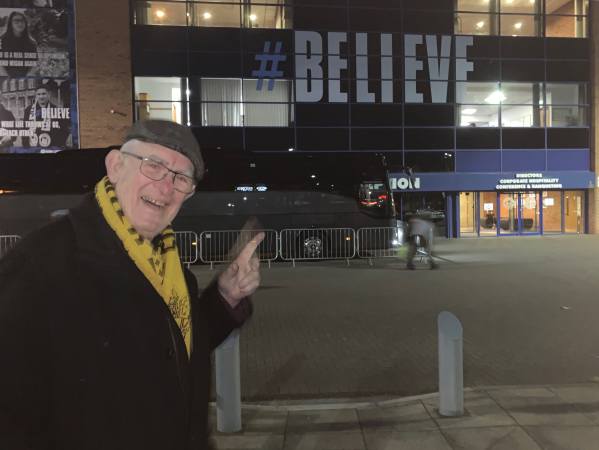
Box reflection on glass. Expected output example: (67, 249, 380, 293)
(542, 191, 562, 233)
(135, 101, 184, 124)
(546, 15, 587, 37)
(456, 0, 497, 12)
(455, 12, 498, 35)
(243, 5, 292, 29)
(564, 190, 584, 233)
(135, 1, 187, 26)
(499, 192, 518, 233)
(479, 191, 497, 236)
(458, 104, 499, 127)
(546, 83, 587, 105)
(520, 192, 539, 233)
(500, 14, 541, 36)
(548, 106, 587, 127)
(190, 3, 241, 27)
(460, 192, 477, 235)
(456, 82, 499, 104)
(244, 103, 293, 126)
(501, 104, 540, 127)
(500, 0, 538, 14)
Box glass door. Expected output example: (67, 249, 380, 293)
(520, 192, 540, 234)
(459, 192, 476, 236)
(479, 192, 498, 236)
(499, 191, 540, 235)
(499, 192, 518, 234)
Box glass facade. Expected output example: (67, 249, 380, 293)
(131, 0, 593, 238)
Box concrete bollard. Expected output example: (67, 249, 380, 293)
(437, 311, 464, 417)
(215, 328, 242, 432)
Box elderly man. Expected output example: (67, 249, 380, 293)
(0, 120, 262, 449)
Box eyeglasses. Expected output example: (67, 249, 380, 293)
(121, 151, 196, 194)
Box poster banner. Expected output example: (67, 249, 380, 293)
(0, 0, 76, 153)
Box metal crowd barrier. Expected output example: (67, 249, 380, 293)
(198, 229, 278, 269)
(356, 226, 405, 263)
(0, 235, 21, 259)
(279, 228, 356, 266)
(174, 231, 199, 268)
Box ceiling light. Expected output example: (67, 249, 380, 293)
(476, 21, 485, 29)
(249, 14, 257, 21)
(529, 0, 535, 3)
(155, 9, 165, 18)
(462, 108, 477, 115)
(514, 22, 523, 29)
(288, 148, 294, 152)
(203, 12, 212, 20)
(505, 0, 514, 4)
(485, 90, 506, 104)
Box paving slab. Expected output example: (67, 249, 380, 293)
(423, 391, 516, 429)
(283, 431, 366, 450)
(363, 429, 453, 450)
(286, 409, 360, 433)
(357, 401, 438, 431)
(487, 388, 596, 427)
(442, 426, 543, 450)
(549, 385, 599, 425)
(524, 426, 599, 450)
(211, 432, 284, 450)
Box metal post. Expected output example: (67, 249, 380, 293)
(437, 311, 464, 417)
(215, 328, 242, 432)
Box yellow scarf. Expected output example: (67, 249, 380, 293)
(95, 176, 192, 357)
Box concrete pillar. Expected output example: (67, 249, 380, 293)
(75, 0, 133, 148)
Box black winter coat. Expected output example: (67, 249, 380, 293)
(0, 194, 251, 450)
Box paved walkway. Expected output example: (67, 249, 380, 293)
(210, 383, 599, 449)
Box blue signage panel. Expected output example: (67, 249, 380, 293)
(389, 171, 596, 192)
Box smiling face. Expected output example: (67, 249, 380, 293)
(105, 140, 195, 240)
(10, 13, 26, 36)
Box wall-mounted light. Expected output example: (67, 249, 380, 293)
(249, 14, 257, 21)
(203, 12, 212, 20)
(155, 9, 165, 19)
(476, 21, 485, 29)
(514, 22, 523, 30)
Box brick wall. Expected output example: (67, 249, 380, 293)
(75, 0, 132, 148)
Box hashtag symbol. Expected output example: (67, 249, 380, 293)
(251, 41, 286, 91)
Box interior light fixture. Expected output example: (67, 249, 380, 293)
(529, 0, 535, 3)
(514, 22, 523, 29)
(249, 14, 257, 21)
(155, 9, 165, 18)
(288, 147, 294, 152)
(485, 90, 506, 104)
(203, 11, 212, 20)
(462, 108, 477, 115)
(476, 21, 485, 29)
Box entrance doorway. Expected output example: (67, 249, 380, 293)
(499, 192, 540, 235)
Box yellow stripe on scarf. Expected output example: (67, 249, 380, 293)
(95, 176, 192, 357)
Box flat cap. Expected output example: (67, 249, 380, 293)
(124, 119, 204, 181)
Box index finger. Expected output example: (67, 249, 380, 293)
(236, 232, 265, 262)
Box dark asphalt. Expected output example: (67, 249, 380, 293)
(192, 235, 599, 401)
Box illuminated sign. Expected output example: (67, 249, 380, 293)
(390, 176, 420, 190)
(496, 173, 563, 190)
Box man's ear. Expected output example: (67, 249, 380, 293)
(105, 149, 124, 184)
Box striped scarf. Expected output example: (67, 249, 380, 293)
(95, 176, 192, 357)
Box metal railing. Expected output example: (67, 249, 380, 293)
(0, 235, 21, 259)
(279, 228, 356, 264)
(198, 229, 278, 268)
(356, 226, 405, 261)
(174, 231, 199, 267)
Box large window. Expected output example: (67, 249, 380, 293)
(135, 0, 293, 29)
(134, 77, 186, 124)
(457, 82, 586, 128)
(455, 0, 587, 37)
(198, 77, 293, 126)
